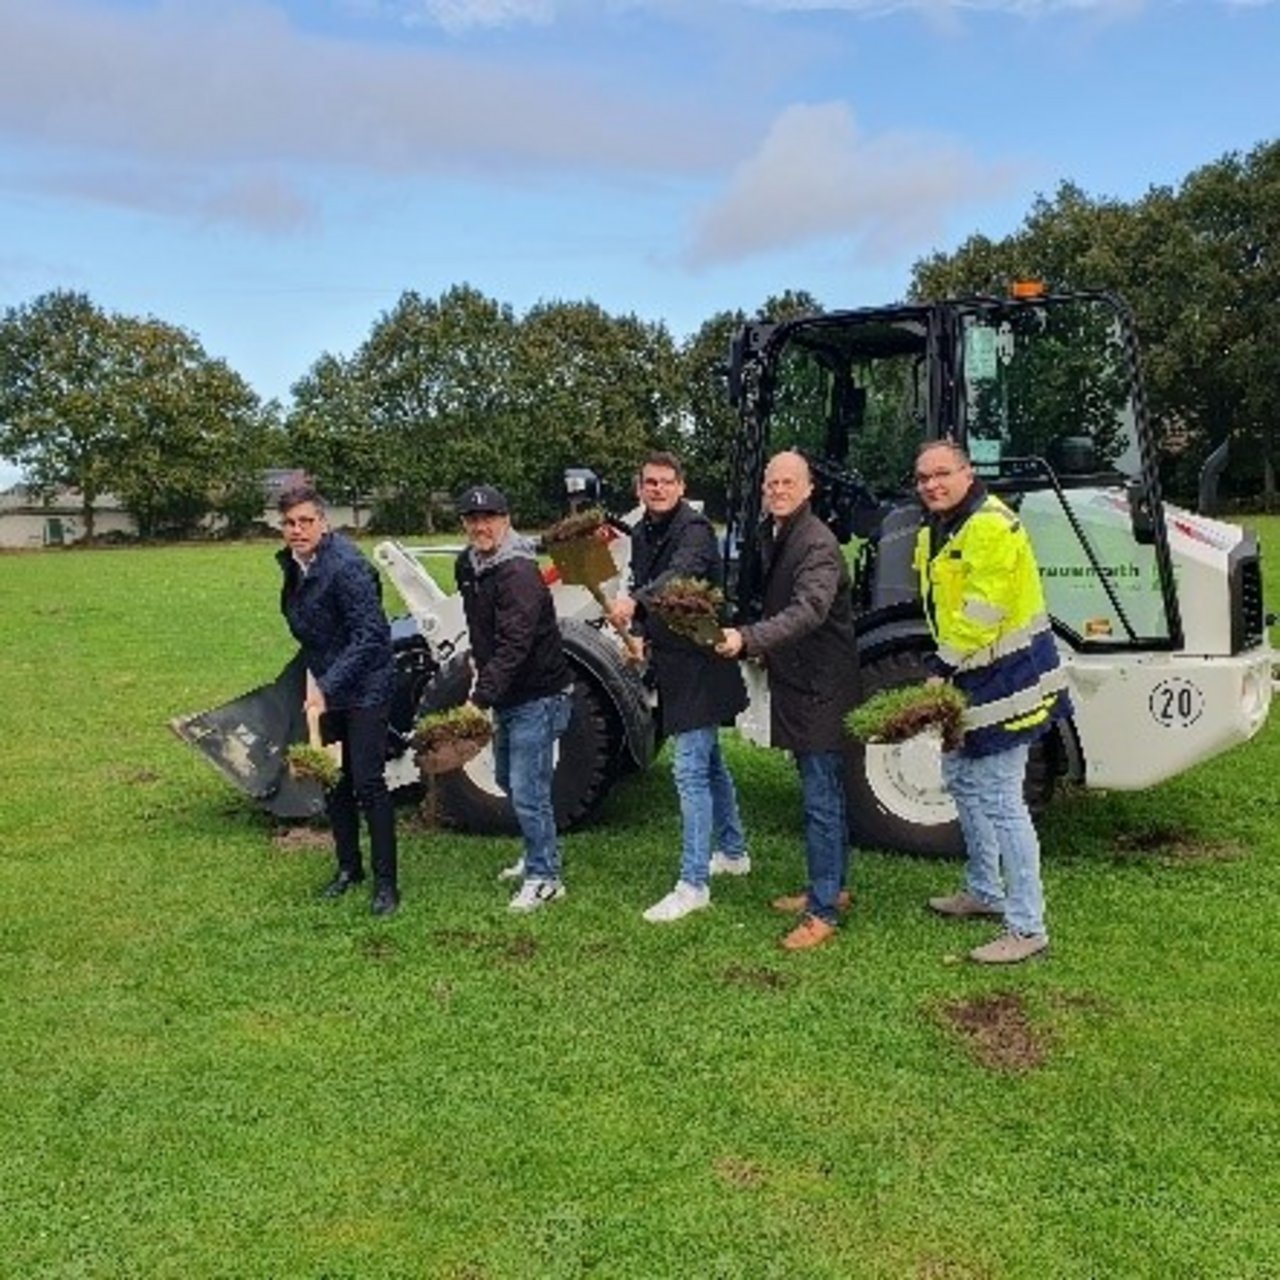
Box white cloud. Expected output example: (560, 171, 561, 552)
(683, 101, 1014, 266)
(0, 0, 730, 230)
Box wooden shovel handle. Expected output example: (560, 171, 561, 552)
(305, 701, 325, 750)
(587, 584, 645, 664)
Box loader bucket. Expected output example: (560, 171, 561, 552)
(170, 651, 326, 820)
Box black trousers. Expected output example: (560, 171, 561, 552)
(322, 702, 398, 889)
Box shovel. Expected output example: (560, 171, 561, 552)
(544, 513, 645, 663)
(305, 693, 344, 775)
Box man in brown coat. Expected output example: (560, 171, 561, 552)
(718, 450, 860, 950)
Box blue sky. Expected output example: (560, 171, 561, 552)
(1, 0, 1277, 485)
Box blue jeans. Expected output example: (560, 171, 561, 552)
(494, 691, 573, 882)
(795, 751, 850, 924)
(941, 743, 1046, 937)
(671, 727, 746, 888)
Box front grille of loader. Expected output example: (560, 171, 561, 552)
(1232, 553, 1264, 653)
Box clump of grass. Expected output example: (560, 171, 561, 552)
(542, 507, 607, 545)
(285, 743, 341, 789)
(846, 682, 968, 752)
(413, 703, 493, 774)
(649, 576, 725, 648)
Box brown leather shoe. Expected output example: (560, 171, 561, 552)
(780, 914, 838, 951)
(771, 888, 852, 915)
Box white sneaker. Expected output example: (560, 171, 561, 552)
(496, 856, 525, 882)
(508, 878, 565, 914)
(642, 880, 711, 923)
(709, 850, 752, 877)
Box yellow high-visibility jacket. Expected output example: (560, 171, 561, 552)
(914, 487, 1070, 756)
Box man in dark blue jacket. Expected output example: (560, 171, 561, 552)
(277, 483, 400, 916)
(455, 484, 574, 913)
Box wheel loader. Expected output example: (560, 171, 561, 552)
(173, 287, 1274, 856)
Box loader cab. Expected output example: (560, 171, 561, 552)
(724, 289, 1184, 655)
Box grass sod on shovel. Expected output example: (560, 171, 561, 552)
(846, 682, 968, 753)
(412, 704, 494, 775)
(286, 701, 343, 789)
(542, 508, 644, 660)
(412, 704, 494, 829)
(284, 743, 342, 790)
(649, 576, 726, 649)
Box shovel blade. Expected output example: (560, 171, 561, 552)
(170, 652, 326, 820)
(547, 536, 619, 590)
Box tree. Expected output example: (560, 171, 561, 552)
(353, 285, 520, 532)
(286, 353, 385, 529)
(107, 318, 271, 539)
(678, 309, 746, 519)
(509, 301, 682, 520)
(0, 291, 123, 540)
(909, 140, 1280, 505)
(0, 291, 270, 539)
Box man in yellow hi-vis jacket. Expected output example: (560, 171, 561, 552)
(914, 441, 1070, 964)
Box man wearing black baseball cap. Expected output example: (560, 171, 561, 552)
(456, 484, 509, 518)
(454, 483, 574, 912)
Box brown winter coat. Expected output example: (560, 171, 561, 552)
(739, 503, 859, 753)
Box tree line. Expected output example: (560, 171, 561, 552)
(2, 138, 1275, 540)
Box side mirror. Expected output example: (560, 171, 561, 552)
(1125, 478, 1156, 546)
(563, 468, 601, 513)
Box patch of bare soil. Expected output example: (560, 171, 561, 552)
(713, 1155, 766, 1190)
(936, 990, 1050, 1073)
(1112, 826, 1244, 867)
(720, 963, 791, 992)
(502, 935, 539, 965)
(270, 825, 332, 853)
(429, 928, 539, 965)
(358, 934, 397, 962)
(117, 766, 160, 785)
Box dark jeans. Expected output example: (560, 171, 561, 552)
(795, 750, 850, 924)
(322, 702, 398, 889)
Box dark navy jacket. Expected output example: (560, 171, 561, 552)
(277, 533, 395, 710)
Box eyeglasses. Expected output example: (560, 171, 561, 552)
(915, 467, 965, 486)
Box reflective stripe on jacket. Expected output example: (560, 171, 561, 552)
(914, 491, 1070, 757)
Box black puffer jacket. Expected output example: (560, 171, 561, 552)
(455, 533, 572, 711)
(628, 501, 747, 736)
(277, 533, 395, 710)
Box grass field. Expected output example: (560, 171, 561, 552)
(2, 526, 1279, 1279)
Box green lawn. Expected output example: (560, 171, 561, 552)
(2, 527, 1279, 1279)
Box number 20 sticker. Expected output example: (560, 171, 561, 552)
(1148, 678, 1205, 728)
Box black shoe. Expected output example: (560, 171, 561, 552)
(321, 870, 365, 899)
(370, 884, 400, 917)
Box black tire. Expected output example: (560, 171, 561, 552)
(432, 677, 616, 835)
(847, 646, 1058, 857)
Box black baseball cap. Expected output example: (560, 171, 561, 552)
(456, 484, 509, 516)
